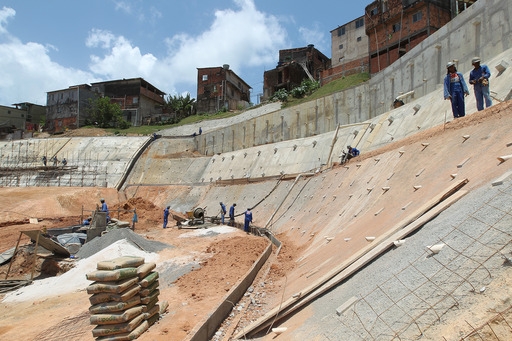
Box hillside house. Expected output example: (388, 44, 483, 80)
(90, 78, 165, 126)
(365, 0, 452, 74)
(196, 65, 251, 114)
(324, 16, 370, 85)
(262, 45, 331, 101)
(46, 78, 165, 132)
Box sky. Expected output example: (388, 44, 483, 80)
(0, 0, 365, 106)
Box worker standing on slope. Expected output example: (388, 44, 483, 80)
(444, 61, 470, 119)
(163, 206, 170, 229)
(219, 202, 227, 224)
(469, 57, 492, 111)
(244, 208, 253, 234)
(229, 203, 236, 226)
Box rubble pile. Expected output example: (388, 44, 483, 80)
(86, 256, 162, 340)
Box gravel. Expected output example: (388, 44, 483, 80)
(75, 228, 173, 259)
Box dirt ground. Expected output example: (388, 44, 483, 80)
(1, 101, 511, 340)
(0, 188, 297, 341)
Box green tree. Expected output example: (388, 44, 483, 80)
(164, 93, 196, 120)
(86, 96, 128, 128)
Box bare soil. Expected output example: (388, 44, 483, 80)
(0, 187, 287, 341)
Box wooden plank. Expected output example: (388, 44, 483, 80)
(234, 179, 468, 339)
(266, 189, 469, 330)
(21, 230, 70, 257)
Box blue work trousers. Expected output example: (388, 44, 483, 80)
(474, 84, 492, 111)
(450, 90, 466, 118)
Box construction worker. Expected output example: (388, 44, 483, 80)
(444, 61, 469, 119)
(100, 198, 110, 223)
(342, 146, 360, 163)
(42, 155, 47, 166)
(163, 206, 170, 229)
(83, 217, 92, 226)
(62, 158, 67, 166)
(52, 156, 58, 166)
(469, 57, 492, 111)
(244, 208, 253, 233)
(229, 203, 236, 226)
(219, 202, 227, 224)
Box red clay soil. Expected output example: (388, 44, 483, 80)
(0, 190, 277, 341)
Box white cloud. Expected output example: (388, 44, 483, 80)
(86, 0, 287, 96)
(0, 7, 95, 104)
(87, 29, 158, 79)
(113, 1, 132, 15)
(299, 23, 328, 55)
(0, 6, 16, 36)
(0, 0, 288, 104)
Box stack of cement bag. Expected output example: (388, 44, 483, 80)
(86, 256, 162, 341)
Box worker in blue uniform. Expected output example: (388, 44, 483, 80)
(219, 202, 227, 224)
(163, 206, 170, 228)
(444, 61, 469, 119)
(469, 57, 492, 111)
(244, 208, 253, 233)
(100, 198, 110, 223)
(229, 203, 236, 226)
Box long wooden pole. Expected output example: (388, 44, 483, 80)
(30, 231, 41, 281)
(4, 232, 23, 280)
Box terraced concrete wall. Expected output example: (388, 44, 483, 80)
(195, 0, 512, 155)
(125, 138, 210, 185)
(0, 136, 149, 188)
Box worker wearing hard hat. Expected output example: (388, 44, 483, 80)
(469, 57, 492, 111)
(443, 61, 470, 119)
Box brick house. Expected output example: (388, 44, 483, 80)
(323, 16, 370, 85)
(46, 78, 165, 132)
(365, 0, 452, 74)
(262, 45, 331, 101)
(196, 65, 251, 114)
(90, 78, 165, 126)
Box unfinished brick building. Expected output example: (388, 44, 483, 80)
(90, 78, 165, 126)
(196, 65, 251, 114)
(262, 45, 331, 101)
(46, 78, 165, 132)
(365, 0, 451, 74)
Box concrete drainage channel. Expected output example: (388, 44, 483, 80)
(188, 227, 278, 341)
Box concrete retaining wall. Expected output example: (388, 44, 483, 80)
(195, 0, 512, 155)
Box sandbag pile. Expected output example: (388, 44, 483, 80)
(86, 256, 161, 340)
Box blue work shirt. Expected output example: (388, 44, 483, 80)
(444, 72, 469, 99)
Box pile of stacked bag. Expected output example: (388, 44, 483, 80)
(86, 256, 164, 340)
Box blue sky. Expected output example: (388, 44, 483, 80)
(0, 0, 365, 106)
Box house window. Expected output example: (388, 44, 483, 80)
(213, 85, 217, 92)
(413, 11, 422, 23)
(392, 23, 401, 32)
(202, 74, 208, 81)
(357, 36, 362, 42)
(355, 18, 364, 29)
(370, 7, 378, 16)
(133, 97, 138, 104)
(339, 44, 344, 50)
(337, 27, 345, 36)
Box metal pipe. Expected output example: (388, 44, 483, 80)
(264, 172, 314, 230)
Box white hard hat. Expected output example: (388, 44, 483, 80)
(471, 57, 481, 64)
(446, 61, 455, 68)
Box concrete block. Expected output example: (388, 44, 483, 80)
(495, 60, 509, 73)
(336, 296, 359, 316)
